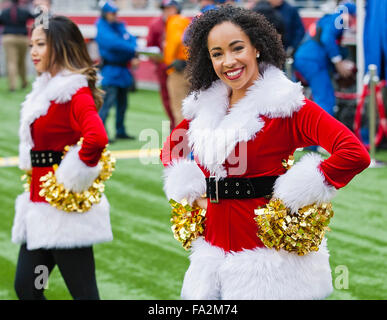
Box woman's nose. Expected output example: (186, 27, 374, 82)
(223, 52, 236, 68)
(30, 46, 37, 57)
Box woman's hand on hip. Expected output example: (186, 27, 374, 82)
(193, 197, 208, 210)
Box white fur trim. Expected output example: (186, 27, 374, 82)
(181, 237, 225, 300)
(18, 70, 88, 171)
(55, 145, 101, 193)
(12, 192, 30, 244)
(273, 153, 337, 213)
(163, 159, 206, 205)
(181, 238, 333, 300)
(182, 64, 305, 179)
(12, 192, 112, 250)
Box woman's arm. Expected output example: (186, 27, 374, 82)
(55, 89, 108, 193)
(273, 99, 370, 212)
(160, 119, 207, 205)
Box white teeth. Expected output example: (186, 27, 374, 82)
(226, 69, 242, 77)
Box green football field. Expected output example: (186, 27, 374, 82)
(0, 78, 386, 300)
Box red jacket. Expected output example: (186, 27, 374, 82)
(161, 65, 370, 253)
(30, 87, 107, 202)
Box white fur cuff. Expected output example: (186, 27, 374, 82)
(273, 153, 337, 213)
(55, 145, 101, 193)
(163, 159, 206, 205)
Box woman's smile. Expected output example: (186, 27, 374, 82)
(224, 67, 244, 80)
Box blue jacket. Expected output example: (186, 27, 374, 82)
(275, 1, 305, 50)
(294, 12, 347, 69)
(200, 4, 217, 13)
(364, 0, 387, 78)
(95, 18, 137, 88)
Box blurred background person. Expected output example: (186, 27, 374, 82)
(32, 0, 52, 12)
(252, 0, 285, 45)
(217, 0, 239, 6)
(363, 0, 387, 149)
(162, 0, 190, 127)
(268, 0, 305, 56)
(199, 0, 217, 13)
(244, 0, 257, 10)
(146, 1, 174, 130)
(0, 0, 35, 92)
(364, 0, 387, 82)
(95, 0, 137, 141)
(293, 1, 356, 117)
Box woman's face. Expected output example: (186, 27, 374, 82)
(207, 21, 259, 98)
(30, 26, 49, 74)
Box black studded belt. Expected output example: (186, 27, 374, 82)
(30, 150, 63, 167)
(205, 176, 278, 203)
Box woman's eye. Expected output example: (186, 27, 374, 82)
(38, 42, 45, 46)
(211, 52, 222, 58)
(234, 46, 244, 51)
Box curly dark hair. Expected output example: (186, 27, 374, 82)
(184, 5, 286, 93)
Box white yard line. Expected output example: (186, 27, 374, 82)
(0, 149, 161, 168)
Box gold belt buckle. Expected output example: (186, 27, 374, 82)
(209, 176, 219, 203)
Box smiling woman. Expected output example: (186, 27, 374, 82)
(207, 22, 261, 106)
(160, 6, 370, 300)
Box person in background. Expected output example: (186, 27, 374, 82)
(95, 0, 137, 141)
(32, 0, 52, 12)
(363, 0, 387, 149)
(293, 1, 356, 117)
(364, 0, 387, 81)
(0, 0, 35, 91)
(252, 0, 285, 44)
(268, 0, 305, 55)
(245, 0, 257, 10)
(146, 2, 174, 130)
(162, 0, 190, 127)
(199, 0, 217, 13)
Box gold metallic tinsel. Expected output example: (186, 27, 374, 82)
(282, 155, 295, 170)
(21, 171, 32, 192)
(254, 199, 334, 255)
(169, 198, 206, 250)
(37, 142, 115, 213)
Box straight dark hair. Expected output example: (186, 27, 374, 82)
(33, 16, 103, 110)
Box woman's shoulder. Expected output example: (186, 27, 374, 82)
(72, 86, 92, 97)
(70, 86, 95, 107)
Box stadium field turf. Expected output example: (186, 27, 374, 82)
(0, 79, 386, 300)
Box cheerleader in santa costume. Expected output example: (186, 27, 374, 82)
(161, 6, 370, 300)
(12, 16, 112, 300)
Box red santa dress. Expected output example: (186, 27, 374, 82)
(161, 64, 370, 300)
(12, 70, 113, 250)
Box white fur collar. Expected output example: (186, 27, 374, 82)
(18, 70, 88, 170)
(182, 65, 305, 179)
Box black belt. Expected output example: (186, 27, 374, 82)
(30, 150, 63, 167)
(206, 176, 278, 203)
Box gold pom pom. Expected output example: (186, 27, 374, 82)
(254, 199, 334, 255)
(23, 141, 116, 213)
(21, 171, 32, 192)
(169, 198, 206, 250)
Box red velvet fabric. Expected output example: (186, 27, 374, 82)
(161, 99, 370, 252)
(30, 87, 108, 202)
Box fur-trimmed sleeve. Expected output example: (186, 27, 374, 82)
(160, 119, 206, 205)
(55, 88, 108, 193)
(69, 88, 108, 166)
(273, 99, 370, 212)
